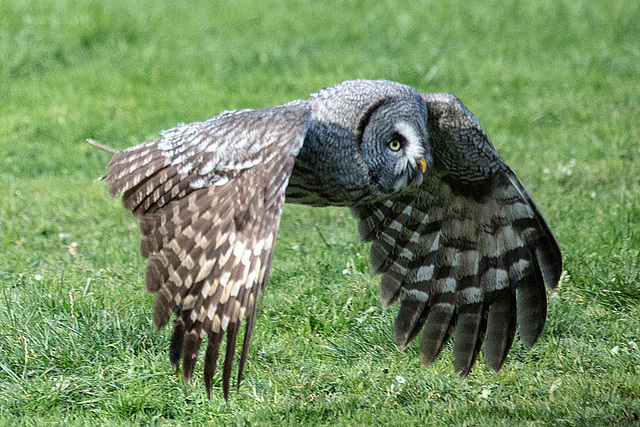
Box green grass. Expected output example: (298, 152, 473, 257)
(1, 0, 639, 424)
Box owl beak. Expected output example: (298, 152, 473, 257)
(418, 157, 427, 173)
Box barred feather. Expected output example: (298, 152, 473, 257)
(104, 106, 310, 400)
(350, 93, 561, 376)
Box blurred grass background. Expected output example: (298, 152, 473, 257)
(1, 0, 639, 425)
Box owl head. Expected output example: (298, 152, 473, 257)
(305, 79, 431, 203)
(359, 93, 430, 194)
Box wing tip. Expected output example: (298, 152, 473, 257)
(181, 331, 202, 385)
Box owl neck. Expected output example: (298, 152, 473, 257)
(285, 122, 378, 206)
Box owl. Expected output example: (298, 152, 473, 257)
(99, 79, 562, 400)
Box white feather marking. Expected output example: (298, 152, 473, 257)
(178, 162, 194, 175)
(230, 280, 241, 297)
(433, 301, 455, 310)
(207, 304, 216, 320)
(241, 248, 252, 266)
(199, 159, 216, 176)
(399, 247, 413, 259)
(481, 268, 509, 292)
(228, 231, 237, 246)
(200, 281, 211, 299)
(509, 258, 530, 281)
(250, 259, 261, 288)
(169, 239, 181, 254)
(430, 232, 441, 252)
(221, 314, 230, 331)
(390, 261, 408, 275)
(264, 232, 274, 251)
(196, 258, 216, 283)
(258, 264, 268, 283)
(373, 209, 385, 221)
(433, 277, 456, 294)
(253, 239, 265, 256)
(219, 271, 231, 288)
(389, 220, 403, 232)
(379, 232, 396, 246)
(246, 269, 257, 287)
(457, 287, 484, 304)
(173, 293, 182, 306)
(183, 274, 193, 290)
(395, 121, 425, 167)
(213, 176, 229, 186)
(211, 314, 221, 333)
(237, 257, 249, 281)
(171, 154, 185, 166)
(231, 158, 261, 171)
(403, 288, 430, 302)
(416, 265, 435, 282)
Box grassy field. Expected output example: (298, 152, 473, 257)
(1, 0, 639, 425)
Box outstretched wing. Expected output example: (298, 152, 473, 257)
(104, 106, 311, 399)
(350, 93, 561, 375)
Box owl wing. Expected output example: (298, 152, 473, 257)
(350, 93, 561, 375)
(104, 105, 311, 400)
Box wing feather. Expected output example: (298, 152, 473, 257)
(351, 93, 561, 376)
(104, 106, 310, 399)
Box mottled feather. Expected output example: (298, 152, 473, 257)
(104, 106, 310, 400)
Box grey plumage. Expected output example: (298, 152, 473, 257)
(98, 79, 562, 400)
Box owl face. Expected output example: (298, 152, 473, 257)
(360, 96, 430, 194)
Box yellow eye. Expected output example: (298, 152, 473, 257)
(388, 138, 402, 151)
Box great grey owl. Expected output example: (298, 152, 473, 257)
(99, 79, 562, 400)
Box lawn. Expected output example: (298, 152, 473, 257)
(1, 0, 639, 425)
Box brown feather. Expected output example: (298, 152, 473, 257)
(102, 106, 310, 400)
(181, 331, 202, 384)
(169, 318, 185, 373)
(204, 331, 224, 399)
(222, 321, 240, 401)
